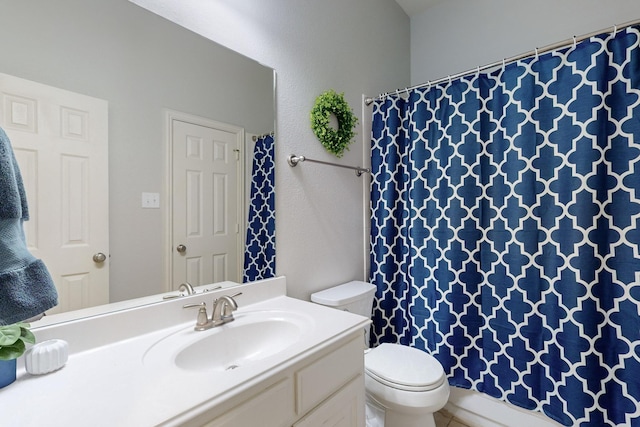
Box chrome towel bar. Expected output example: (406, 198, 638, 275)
(287, 154, 370, 177)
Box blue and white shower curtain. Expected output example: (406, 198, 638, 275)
(243, 134, 275, 282)
(370, 26, 640, 426)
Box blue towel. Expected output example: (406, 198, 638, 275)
(0, 127, 29, 220)
(0, 127, 58, 325)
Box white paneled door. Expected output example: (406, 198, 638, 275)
(171, 116, 243, 288)
(0, 72, 109, 314)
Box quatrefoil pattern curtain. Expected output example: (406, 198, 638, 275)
(243, 134, 275, 282)
(370, 26, 640, 426)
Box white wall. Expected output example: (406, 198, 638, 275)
(131, 0, 411, 300)
(410, 0, 640, 84)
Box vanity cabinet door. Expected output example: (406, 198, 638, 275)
(294, 336, 363, 415)
(202, 377, 294, 427)
(293, 376, 364, 427)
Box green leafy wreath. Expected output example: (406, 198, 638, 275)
(310, 90, 358, 158)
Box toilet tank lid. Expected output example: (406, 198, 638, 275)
(310, 281, 376, 306)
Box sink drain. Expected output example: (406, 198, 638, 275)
(225, 364, 240, 371)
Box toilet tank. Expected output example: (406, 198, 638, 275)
(310, 281, 376, 317)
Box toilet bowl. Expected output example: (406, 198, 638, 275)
(364, 343, 449, 427)
(311, 281, 450, 427)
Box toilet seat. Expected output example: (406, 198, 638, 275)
(365, 343, 446, 392)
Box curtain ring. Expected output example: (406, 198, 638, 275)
(502, 58, 506, 70)
(448, 75, 452, 84)
(535, 47, 539, 60)
(476, 65, 481, 76)
(573, 36, 577, 48)
(613, 25, 618, 35)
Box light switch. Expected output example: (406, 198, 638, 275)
(141, 192, 160, 209)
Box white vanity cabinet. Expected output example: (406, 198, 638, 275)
(199, 334, 365, 427)
(8, 278, 370, 427)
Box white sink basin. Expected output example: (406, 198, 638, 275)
(143, 310, 314, 372)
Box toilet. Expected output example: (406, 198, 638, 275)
(311, 281, 450, 427)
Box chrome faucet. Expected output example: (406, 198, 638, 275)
(163, 282, 196, 300)
(211, 294, 240, 326)
(183, 292, 242, 331)
(179, 282, 195, 295)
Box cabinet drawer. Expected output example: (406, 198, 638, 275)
(295, 336, 364, 415)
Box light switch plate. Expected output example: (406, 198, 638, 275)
(141, 192, 160, 209)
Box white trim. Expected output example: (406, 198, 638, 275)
(163, 109, 246, 291)
(444, 387, 564, 427)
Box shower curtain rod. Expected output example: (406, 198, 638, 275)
(252, 131, 274, 141)
(365, 18, 640, 106)
(287, 154, 370, 177)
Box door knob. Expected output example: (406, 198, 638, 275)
(93, 252, 107, 263)
(176, 244, 187, 254)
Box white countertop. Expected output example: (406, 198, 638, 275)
(2, 278, 368, 426)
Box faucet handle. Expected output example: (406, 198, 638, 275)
(183, 302, 206, 309)
(183, 302, 209, 329)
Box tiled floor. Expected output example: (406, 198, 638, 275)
(434, 409, 471, 427)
